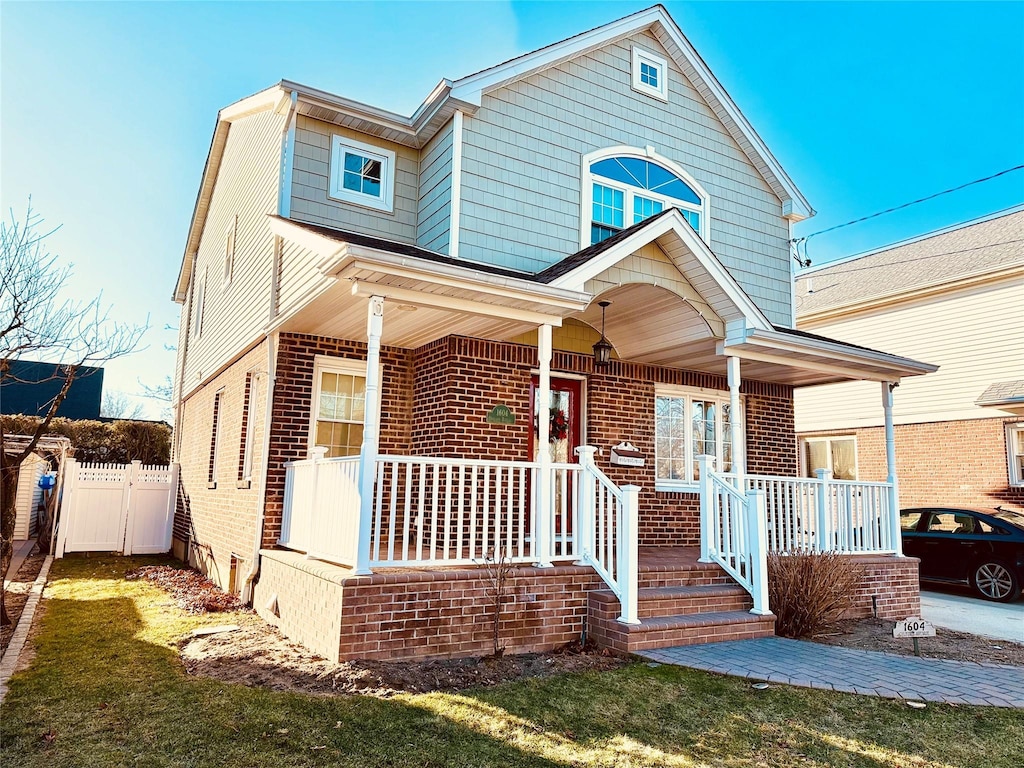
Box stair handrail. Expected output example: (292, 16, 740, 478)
(698, 455, 770, 616)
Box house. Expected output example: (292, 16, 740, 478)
(171, 5, 935, 662)
(0, 360, 104, 420)
(794, 208, 1024, 511)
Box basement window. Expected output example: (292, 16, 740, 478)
(328, 135, 396, 212)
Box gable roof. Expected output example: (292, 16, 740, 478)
(796, 208, 1024, 320)
(175, 5, 812, 302)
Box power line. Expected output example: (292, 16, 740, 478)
(792, 164, 1024, 247)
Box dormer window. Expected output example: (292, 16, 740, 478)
(583, 148, 708, 246)
(328, 135, 396, 212)
(632, 46, 668, 101)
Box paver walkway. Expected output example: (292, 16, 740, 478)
(640, 637, 1024, 708)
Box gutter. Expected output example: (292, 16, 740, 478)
(241, 331, 278, 604)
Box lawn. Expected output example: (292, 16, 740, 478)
(1, 557, 1022, 768)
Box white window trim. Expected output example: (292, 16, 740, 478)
(631, 46, 668, 101)
(1007, 423, 1024, 487)
(328, 134, 396, 213)
(308, 355, 381, 457)
(801, 435, 859, 480)
(579, 145, 710, 248)
(223, 215, 236, 286)
(191, 267, 206, 340)
(654, 385, 742, 493)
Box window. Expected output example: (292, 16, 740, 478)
(584, 150, 707, 245)
(1007, 423, 1024, 486)
(311, 357, 367, 458)
(803, 436, 857, 480)
(208, 390, 223, 488)
(328, 135, 396, 212)
(223, 215, 236, 284)
(632, 46, 668, 101)
(238, 372, 258, 486)
(925, 512, 976, 534)
(655, 387, 739, 489)
(191, 267, 206, 339)
(900, 510, 924, 531)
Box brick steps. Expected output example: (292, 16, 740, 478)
(588, 580, 776, 654)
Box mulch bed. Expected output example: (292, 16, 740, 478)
(811, 616, 1024, 666)
(126, 565, 246, 614)
(1, 549, 47, 657)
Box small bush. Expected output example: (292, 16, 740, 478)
(767, 550, 862, 638)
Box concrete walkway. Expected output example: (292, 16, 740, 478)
(640, 637, 1024, 708)
(921, 589, 1024, 644)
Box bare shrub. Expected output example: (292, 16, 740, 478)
(480, 547, 514, 657)
(767, 550, 862, 638)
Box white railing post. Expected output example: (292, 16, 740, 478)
(355, 295, 384, 575)
(697, 455, 716, 562)
(534, 323, 554, 567)
(814, 468, 832, 553)
(882, 381, 903, 556)
(745, 488, 771, 615)
(573, 446, 597, 565)
(617, 484, 641, 625)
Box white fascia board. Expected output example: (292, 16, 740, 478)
(547, 209, 773, 330)
(450, 6, 664, 104)
(737, 327, 939, 377)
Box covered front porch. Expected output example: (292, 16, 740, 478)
(265, 211, 936, 643)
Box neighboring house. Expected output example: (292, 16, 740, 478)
(0, 360, 104, 420)
(794, 208, 1024, 511)
(172, 6, 934, 662)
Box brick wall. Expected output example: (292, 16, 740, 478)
(801, 416, 1024, 510)
(843, 555, 921, 620)
(173, 341, 270, 590)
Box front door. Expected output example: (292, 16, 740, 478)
(530, 376, 583, 540)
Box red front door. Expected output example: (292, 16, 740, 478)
(530, 376, 583, 538)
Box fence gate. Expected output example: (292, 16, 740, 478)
(56, 460, 179, 557)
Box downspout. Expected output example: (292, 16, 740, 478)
(241, 331, 278, 603)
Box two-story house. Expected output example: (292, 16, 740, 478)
(172, 6, 934, 662)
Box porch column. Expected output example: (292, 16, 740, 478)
(727, 356, 745, 484)
(354, 295, 384, 575)
(882, 381, 903, 556)
(534, 323, 553, 567)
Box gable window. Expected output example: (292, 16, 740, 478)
(1007, 423, 1024, 486)
(223, 215, 236, 284)
(311, 357, 367, 458)
(328, 135, 396, 212)
(655, 387, 739, 490)
(631, 46, 668, 101)
(802, 436, 857, 481)
(583, 148, 708, 246)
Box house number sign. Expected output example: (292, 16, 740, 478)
(486, 405, 516, 425)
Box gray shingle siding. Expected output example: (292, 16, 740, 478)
(458, 30, 793, 325)
(416, 119, 454, 252)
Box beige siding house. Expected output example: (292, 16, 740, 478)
(794, 208, 1024, 510)
(172, 6, 935, 663)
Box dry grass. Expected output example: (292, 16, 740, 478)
(768, 550, 862, 638)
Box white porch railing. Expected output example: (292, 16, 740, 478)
(278, 446, 641, 624)
(698, 457, 770, 615)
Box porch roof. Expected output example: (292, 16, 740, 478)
(268, 215, 936, 387)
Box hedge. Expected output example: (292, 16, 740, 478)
(1, 414, 171, 465)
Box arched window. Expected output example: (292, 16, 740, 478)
(583, 148, 707, 246)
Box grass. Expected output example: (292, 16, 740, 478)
(1, 557, 1022, 768)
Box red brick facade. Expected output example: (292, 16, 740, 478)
(801, 416, 1024, 510)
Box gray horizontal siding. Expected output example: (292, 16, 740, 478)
(290, 116, 418, 243)
(416, 120, 453, 252)
(458, 30, 793, 325)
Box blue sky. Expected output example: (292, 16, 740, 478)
(3, 1, 1022, 418)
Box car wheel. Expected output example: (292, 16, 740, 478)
(970, 561, 1021, 602)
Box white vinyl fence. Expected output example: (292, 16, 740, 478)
(56, 460, 178, 557)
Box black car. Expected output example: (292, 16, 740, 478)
(900, 506, 1024, 602)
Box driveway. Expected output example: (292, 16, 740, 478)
(920, 585, 1024, 644)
